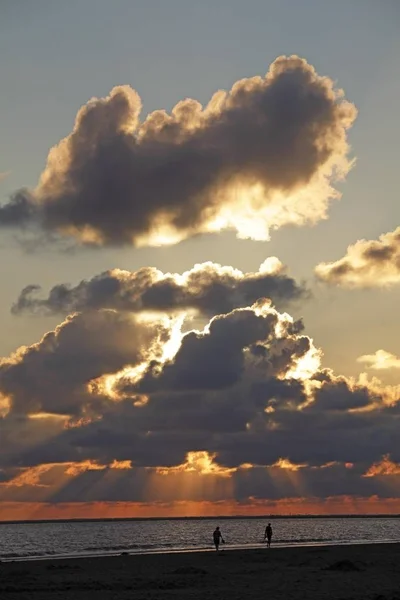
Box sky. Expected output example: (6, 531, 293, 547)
(0, 0, 399, 521)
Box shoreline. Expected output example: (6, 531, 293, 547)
(1, 542, 400, 599)
(2, 537, 400, 564)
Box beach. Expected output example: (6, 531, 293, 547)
(1, 542, 400, 599)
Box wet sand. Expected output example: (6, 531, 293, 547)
(1, 542, 400, 599)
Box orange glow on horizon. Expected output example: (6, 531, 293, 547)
(2, 456, 399, 521)
(1, 497, 400, 522)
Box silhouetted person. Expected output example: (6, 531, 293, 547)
(213, 526, 225, 552)
(264, 523, 272, 547)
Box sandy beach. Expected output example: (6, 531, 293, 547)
(1, 542, 400, 599)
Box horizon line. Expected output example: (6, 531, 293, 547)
(1, 513, 400, 525)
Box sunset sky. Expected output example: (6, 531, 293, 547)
(0, 0, 399, 521)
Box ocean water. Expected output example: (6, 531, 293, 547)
(0, 517, 399, 561)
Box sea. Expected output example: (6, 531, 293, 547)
(1, 517, 399, 562)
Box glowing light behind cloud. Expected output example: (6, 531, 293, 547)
(363, 455, 400, 478)
(0, 56, 357, 248)
(155, 451, 235, 477)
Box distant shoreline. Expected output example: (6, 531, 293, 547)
(1, 513, 400, 526)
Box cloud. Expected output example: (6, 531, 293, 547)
(1, 454, 400, 506)
(357, 349, 400, 371)
(0, 309, 171, 417)
(1, 297, 399, 506)
(134, 305, 283, 393)
(0, 56, 356, 248)
(315, 227, 400, 287)
(11, 258, 307, 318)
(132, 304, 312, 395)
(363, 455, 400, 477)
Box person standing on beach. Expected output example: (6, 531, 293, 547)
(213, 526, 225, 552)
(264, 523, 273, 547)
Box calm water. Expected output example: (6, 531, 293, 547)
(1, 517, 399, 561)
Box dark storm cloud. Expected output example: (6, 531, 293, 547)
(310, 376, 374, 411)
(7, 382, 398, 474)
(134, 308, 281, 393)
(0, 310, 169, 417)
(119, 306, 309, 397)
(11, 259, 307, 318)
(1, 300, 399, 504)
(0, 56, 356, 247)
(315, 226, 400, 287)
(212, 402, 400, 470)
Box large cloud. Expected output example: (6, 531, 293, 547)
(1, 298, 399, 505)
(315, 227, 400, 287)
(0, 56, 356, 247)
(0, 309, 171, 417)
(11, 258, 306, 318)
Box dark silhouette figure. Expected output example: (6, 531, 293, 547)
(264, 523, 273, 547)
(213, 526, 225, 552)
